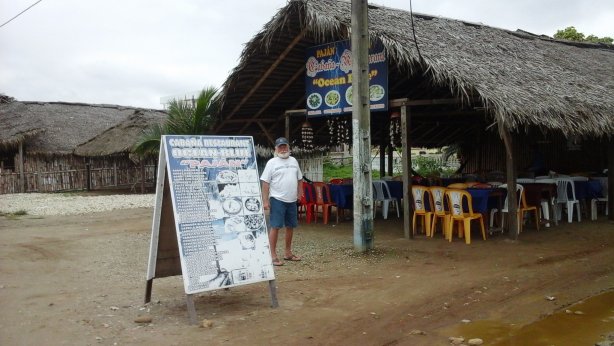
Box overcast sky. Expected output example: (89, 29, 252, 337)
(1, 0, 612, 109)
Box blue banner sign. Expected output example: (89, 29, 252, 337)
(305, 40, 388, 117)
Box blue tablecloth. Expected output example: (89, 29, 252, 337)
(386, 181, 403, 202)
(329, 181, 403, 210)
(329, 184, 353, 209)
(573, 180, 603, 200)
(466, 188, 505, 213)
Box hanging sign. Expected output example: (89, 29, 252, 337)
(305, 39, 388, 117)
(154, 135, 275, 295)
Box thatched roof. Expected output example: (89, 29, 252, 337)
(215, 0, 614, 147)
(74, 110, 167, 157)
(0, 100, 166, 155)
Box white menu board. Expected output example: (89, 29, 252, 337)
(163, 135, 274, 294)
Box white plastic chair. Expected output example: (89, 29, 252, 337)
(555, 178, 581, 223)
(535, 178, 557, 227)
(490, 184, 540, 233)
(591, 177, 609, 220)
(372, 180, 399, 219)
(517, 178, 535, 184)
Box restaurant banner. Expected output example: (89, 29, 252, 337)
(305, 39, 387, 117)
(162, 135, 275, 294)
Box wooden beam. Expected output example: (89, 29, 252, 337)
(257, 121, 275, 146)
(238, 65, 305, 134)
(390, 98, 470, 108)
(215, 27, 307, 132)
(224, 118, 278, 124)
(498, 120, 518, 239)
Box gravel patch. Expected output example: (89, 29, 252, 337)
(0, 193, 155, 216)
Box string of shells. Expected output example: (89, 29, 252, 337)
(327, 117, 351, 146)
(390, 117, 401, 147)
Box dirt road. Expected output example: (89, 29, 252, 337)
(1, 208, 613, 345)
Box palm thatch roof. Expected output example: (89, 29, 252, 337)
(74, 110, 167, 157)
(0, 100, 167, 155)
(215, 0, 614, 147)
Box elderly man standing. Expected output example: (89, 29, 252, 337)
(260, 137, 304, 266)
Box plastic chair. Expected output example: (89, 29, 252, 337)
(297, 182, 316, 223)
(445, 189, 486, 244)
(555, 178, 581, 223)
(312, 182, 338, 224)
(429, 186, 449, 238)
(373, 180, 399, 219)
(490, 184, 540, 233)
(329, 178, 344, 184)
(591, 177, 609, 220)
(447, 183, 468, 189)
(411, 186, 432, 235)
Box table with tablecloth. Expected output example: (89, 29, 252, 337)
(466, 187, 506, 232)
(522, 182, 558, 227)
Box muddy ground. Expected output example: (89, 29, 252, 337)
(1, 207, 613, 345)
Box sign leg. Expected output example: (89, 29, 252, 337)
(144, 279, 153, 304)
(186, 294, 198, 325)
(268, 279, 279, 308)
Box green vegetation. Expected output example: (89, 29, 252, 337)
(323, 160, 380, 182)
(323, 155, 455, 182)
(133, 86, 220, 157)
(1, 209, 27, 219)
(554, 26, 613, 44)
(412, 155, 456, 178)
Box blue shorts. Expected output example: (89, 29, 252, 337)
(269, 197, 298, 229)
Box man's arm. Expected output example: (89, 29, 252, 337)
(262, 181, 270, 210)
(297, 179, 304, 201)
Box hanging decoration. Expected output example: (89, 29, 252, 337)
(301, 121, 314, 152)
(327, 116, 351, 147)
(389, 111, 401, 148)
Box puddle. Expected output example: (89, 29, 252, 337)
(447, 290, 614, 345)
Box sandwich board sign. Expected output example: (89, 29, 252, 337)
(145, 135, 278, 323)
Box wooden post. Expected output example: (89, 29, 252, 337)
(140, 160, 146, 193)
(86, 163, 91, 191)
(351, 0, 373, 251)
(401, 104, 413, 239)
(18, 142, 25, 193)
(609, 139, 614, 221)
(387, 144, 393, 176)
(498, 121, 518, 239)
(379, 142, 385, 177)
(285, 112, 290, 141)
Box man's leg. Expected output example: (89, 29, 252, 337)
(269, 227, 280, 260)
(284, 227, 294, 258)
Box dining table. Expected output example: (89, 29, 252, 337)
(466, 187, 506, 233)
(522, 182, 558, 227)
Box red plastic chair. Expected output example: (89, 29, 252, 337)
(313, 182, 338, 224)
(298, 182, 316, 223)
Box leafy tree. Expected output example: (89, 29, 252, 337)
(132, 86, 220, 156)
(554, 26, 613, 44)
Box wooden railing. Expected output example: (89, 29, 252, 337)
(0, 166, 157, 194)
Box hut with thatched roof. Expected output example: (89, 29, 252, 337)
(213, 0, 614, 229)
(0, 98, 167, 193)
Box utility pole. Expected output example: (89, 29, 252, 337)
(351, 0, 373, 251)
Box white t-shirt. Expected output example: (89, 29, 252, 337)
(260, 156, 303, 203)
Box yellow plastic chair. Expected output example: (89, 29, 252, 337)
(429, 186, 450, 238)
(445, 189, 486, 244)
(447, 183, 468, 189)
(411, 186, 433, 236)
